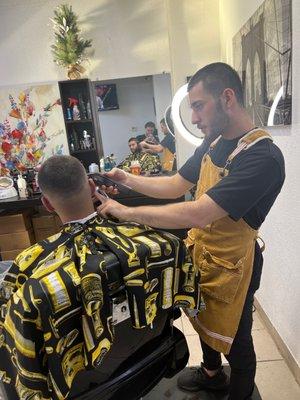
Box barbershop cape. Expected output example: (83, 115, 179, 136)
(0, 216, 200, 400)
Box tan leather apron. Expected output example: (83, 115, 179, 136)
(186, 129, 272, 354)
(162, 146, 175, 171)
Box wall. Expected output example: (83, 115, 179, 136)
(97, 76, 156, 164)
(165, 0, 221, 168)
(0, 0, 221, 169)
(219, 0, 300, 369)
(152, 73, 173, 140)
(0, 0, 170, 86)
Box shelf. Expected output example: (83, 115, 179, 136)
(66, 119, 93, 124)
(59, 78, 103, 170)
(70, 149, 97, 154)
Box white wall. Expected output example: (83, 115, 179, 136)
(219, 0, 300, 368)
(0, 0, 220, 168)
(165, 0, 221, 168)
(152, 73, 173, 140)
(0, 0, 170, 86)
(97, 76, 156, 164)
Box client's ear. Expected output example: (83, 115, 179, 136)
(41, 195, 55, 213)
(88, 178, 96, 196)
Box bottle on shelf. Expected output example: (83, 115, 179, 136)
(88, 163, 100, 173)
(71, 128, 79, 151)
(82, 130, 92, 149)
(104, 156, 112, 172)
(73, 104, 81, 121)
(78, 93, 87, 120)
(99, 157, 105, 172)
(66, 108, 72, 120)
(17, 174, 28, 198)
(86, 101, 92, 119)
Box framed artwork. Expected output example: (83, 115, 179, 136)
(94, 83, 119, 112)
(233, 0, 292, 126)
(0, 84, 67, 175)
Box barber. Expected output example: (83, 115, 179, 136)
(140, 118, 176, 171)
(96, 63, 285, 400)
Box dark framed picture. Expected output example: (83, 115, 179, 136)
(233, 0, 292, 126)
(94, 83, 119, 111)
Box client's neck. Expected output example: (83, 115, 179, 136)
(58, 202, 96, 225)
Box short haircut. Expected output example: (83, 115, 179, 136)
(145, 121, 156, 129)
(188, 62, 244, 106)
(161, 117, 174, 134)
(128, 137, 137, 143)
(38, 155, 87, 198)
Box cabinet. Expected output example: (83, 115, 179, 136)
(58, 79, 103, 170)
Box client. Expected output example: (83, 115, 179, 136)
(118, 137, 161, 174)
(0, 155, 199, 400)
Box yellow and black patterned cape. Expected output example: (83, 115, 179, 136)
(118, 151, 161, 173)
(0, 216, 200, 399)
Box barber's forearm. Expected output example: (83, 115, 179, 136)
(144, 144, 163, 153)
(126, 174, 184, 199)
(125, 201, 203, 229)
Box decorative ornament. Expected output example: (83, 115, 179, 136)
(50, 4, 92, 79)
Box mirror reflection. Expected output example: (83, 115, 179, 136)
(93, 73, 176, 175)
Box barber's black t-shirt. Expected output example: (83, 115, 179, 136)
(178, 134, 285, 290)
(161, 132, 176, 154)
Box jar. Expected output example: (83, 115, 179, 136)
(130, 161, 141, 175)
(88, 163, 100, 173)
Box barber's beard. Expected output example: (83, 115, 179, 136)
(208, 99, 230, 140)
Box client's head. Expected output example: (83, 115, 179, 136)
(128, 137, 139, 154)
(38, 155, 96, 223)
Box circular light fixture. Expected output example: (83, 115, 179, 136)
(171, 84, 203, 146)
(267, 85, 284, 126)
(163, 105, 175, 137)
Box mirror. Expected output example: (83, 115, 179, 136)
(93, 73, 176, 174)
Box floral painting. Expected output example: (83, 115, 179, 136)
(0, 84, 68, 175)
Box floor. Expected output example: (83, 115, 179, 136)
(144, 365, 262, 400)
(161, 308, 300, 400)
(0, 309, 299, 400)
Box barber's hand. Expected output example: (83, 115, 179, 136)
(100, 168, 129, 195)
(139, 141, 149, 150)
(95, 191, 131, 221)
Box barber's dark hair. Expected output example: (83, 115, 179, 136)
(161, 117, 174, 134)
(128, 137, 138, 143)
(144, 121, 156, 129)
(38, 155, 87, 197)
(188, 62, 244, 106)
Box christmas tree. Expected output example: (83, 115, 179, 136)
(51, 4, 92, 79)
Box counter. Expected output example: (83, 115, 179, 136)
(0, 191, 187, 239)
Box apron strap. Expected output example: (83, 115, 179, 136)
(257, 236, 266, 253)
(207, 135, 221, 157)
(221, 129, 273, 176)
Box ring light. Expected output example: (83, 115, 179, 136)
(171, 84, 203, 146)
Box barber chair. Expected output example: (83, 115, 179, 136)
(0, 251, 189, 400)
(70, 251, 189, 400)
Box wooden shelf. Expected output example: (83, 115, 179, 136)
(58, 78, 103, 170)
(66, 119, 93, 124)
(70, 149, 97, 154)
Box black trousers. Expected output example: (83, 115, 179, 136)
(200, 242, 263, 400)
